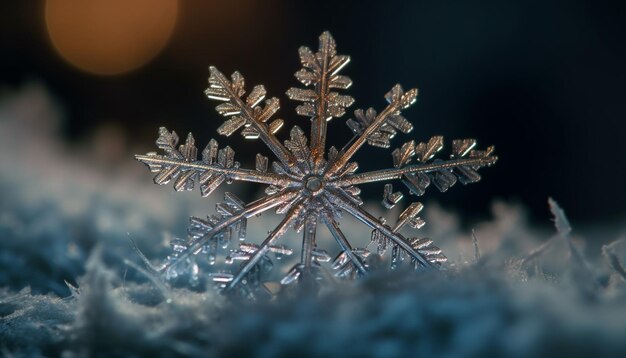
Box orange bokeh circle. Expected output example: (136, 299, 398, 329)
(45, 0, 178, 76)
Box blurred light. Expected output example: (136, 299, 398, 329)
(45, 0, 178, 76)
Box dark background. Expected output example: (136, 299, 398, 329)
(1, 0, 625, 225)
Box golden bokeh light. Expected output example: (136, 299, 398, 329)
(45, 0, 178, 76)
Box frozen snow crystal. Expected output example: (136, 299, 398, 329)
(135, 32, 497, 297)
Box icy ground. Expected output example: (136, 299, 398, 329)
(1, 84, 626, 357)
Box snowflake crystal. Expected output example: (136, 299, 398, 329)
(135, 32, 497, 298)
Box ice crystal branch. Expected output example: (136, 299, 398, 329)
(206, 67, 293, 166)
(334, 137, 497, 195)
(286, 31, 354, 172)
(326, 85, 418, 178)
(135, 128, 295, 194)
(135, 31, 497, 297)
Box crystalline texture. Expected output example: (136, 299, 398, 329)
(135, 31, 497, 298)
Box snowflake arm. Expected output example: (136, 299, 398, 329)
(335, 154, 497, 186)
(329, 189, 443, 269)
(335, 138, 497, 193)
(136, 154, 293, 186)
(206, 67, 295, 166)
(326, 85, 418, 178)
(135, 128, 296, 193)
(157, 189, 298, 273)
(286, 31, 354, 172)
(225, 199, 305, 290)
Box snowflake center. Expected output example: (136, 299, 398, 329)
(304, 175, 324, 195)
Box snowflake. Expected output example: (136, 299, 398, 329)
(135, 32, 497, 297)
